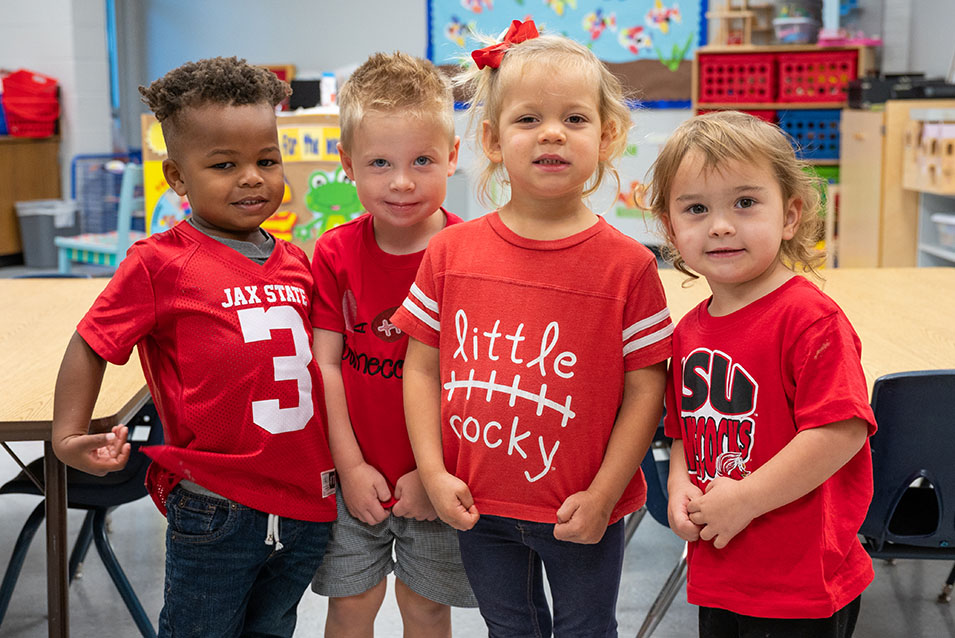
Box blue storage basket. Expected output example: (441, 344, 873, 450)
(778, 109, 842, 160)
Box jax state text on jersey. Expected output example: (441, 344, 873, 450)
(221, 284, 310, 308)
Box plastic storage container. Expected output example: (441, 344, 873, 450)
(777, 50, 858, 102)
(698, 53, 776, 103)
(773, 17, 820, 44)
(1, 69, 60, 137)
(778, 109, 842, 159)
(931, 213, 955, 249)
(15, 199, 78, 268)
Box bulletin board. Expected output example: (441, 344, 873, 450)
(140, 110, 361, 257)
(427, 0, 707, 106)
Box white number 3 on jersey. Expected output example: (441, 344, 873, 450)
(237, 306, 314, 434)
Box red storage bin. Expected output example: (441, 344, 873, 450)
(2, 69, 59, 98)
(698, 53, 776, 103)
(1, 69, 60, 137)
(1, 95, 60, 137)
(777, 50, 857, 103)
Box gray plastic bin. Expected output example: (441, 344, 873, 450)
(15, 199, 78, 268)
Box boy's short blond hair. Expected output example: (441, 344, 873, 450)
(648, 111, 825, 278)
(139, 56, 290, 155)
(338, 52, 455, 153)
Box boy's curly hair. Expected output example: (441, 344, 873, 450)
(338, 52, 455, 153)
(647, 111, 825, 279)
(139, 56, 290, 125)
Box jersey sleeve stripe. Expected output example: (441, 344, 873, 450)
(623, 323, 674, 357)
(622, 308, 671, 341)
(410, 283, 439, 312)
(402, 297, 440, 332)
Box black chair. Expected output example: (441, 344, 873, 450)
(0, 400, 161, 637)
(625, 425, 688, 638)
(859, 370, 955, 604)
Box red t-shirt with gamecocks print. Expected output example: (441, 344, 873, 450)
(664, 275, 876, 618)
(391, 212, 672, 524)
(311, 211, 462, 503)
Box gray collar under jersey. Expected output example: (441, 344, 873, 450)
(187, 217, 275, 264)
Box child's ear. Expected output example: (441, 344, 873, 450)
(162, 159, 188, 197)
(446, 136, 461, 177)
(598, 122, 615, 161)
(337, 142, 357, 182)
(481, 120, 503, 164)
(783, 196, 803, 240)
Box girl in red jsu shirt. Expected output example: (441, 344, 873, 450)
(649, 111, 876, 638)
(391, 20, 672, 637)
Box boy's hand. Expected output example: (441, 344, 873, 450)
(339, 462, 391, 525)
(668, 481, 704, 541)
(554, 489, 614, 544)
(421, 471, 479, 531)
(55, 425, 130, 477)
(687, 476, 759, 549)
(392, 469, 438, 521)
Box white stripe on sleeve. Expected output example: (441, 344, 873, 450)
(402, 297, 440, 332)
(623, 323, 674, 357)
(622, 308, 671, 342)
(410, 283, 439, 313)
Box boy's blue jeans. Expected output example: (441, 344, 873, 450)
(158, 486, 332, 638)
(457, 514, 625, 638)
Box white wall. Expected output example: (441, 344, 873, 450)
(0, 0, 112, 195)
(908, 0, 955, 80)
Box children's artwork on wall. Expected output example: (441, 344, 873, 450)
(428, 0, 707, 105)
(141, 111, 356, 257)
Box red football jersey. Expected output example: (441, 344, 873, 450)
(311, 211, 462, 502)
(664, 276, 876, 618)
(78, 221, 336, 522)
(392, 213, 673, 524)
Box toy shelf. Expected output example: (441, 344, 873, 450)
(901, 106, 955, 266)
(691, 45, 879, 268)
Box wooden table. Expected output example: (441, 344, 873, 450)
(659, 267, 955, 394)
(0, 278, 148, 638)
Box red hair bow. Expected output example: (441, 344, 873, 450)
(471, 19, 540, 70)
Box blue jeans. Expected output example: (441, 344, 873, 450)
(457, 514, 625, 638)
(158, 486, 332, 638)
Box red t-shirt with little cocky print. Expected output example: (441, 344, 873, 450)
(77, 221, 337, 522)
(664, 275, 876, 618)
(311, 211, 462, 505)
(391, 212, 673, 524)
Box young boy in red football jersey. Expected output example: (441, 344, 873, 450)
(51, 56, 336, 638)
(309, 52, 477, 637)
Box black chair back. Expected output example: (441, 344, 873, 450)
(860, 370, 955, 553)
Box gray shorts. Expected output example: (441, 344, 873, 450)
(311, 495, 478, 608)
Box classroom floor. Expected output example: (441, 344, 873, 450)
(2, 441, 955, 637)
(2, 264, 955, 637)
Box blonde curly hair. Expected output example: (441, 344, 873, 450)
(648, 110, 825, 279)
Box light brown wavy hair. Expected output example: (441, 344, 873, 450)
(456, 30, 633, 207)
(338, 52, 455, 153)
(648, 110, 825, 279)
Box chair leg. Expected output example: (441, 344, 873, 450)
(939, 562, 955, 603)
(625, 507, 647, 547)
(69, 511, 96, 582)
(91, 508, 157, 638)
(636, 542, 688, 638)
(0, 502, 46, 627)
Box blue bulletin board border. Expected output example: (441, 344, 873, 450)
(427, 0, 706, 109)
